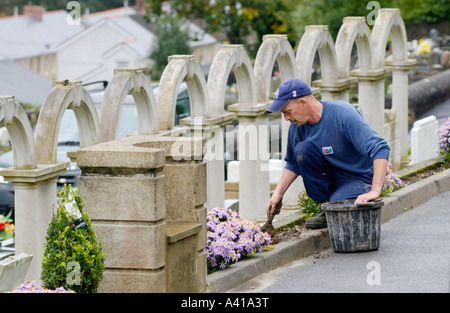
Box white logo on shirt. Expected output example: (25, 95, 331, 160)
(322, 146, 334, 155)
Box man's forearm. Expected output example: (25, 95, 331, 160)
(267, 168, 298, 216)
(371, 158, 388, 195)
(355, 158, 388, 203)
(273, 168, 299, 197)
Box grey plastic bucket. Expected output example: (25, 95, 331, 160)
(321, 199, 384, 253)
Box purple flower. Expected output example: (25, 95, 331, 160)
(9, 281, 75, 293)
(205, 207, 271, 273)
(438, 117, 450, 156)
(381, 163, 403, 196)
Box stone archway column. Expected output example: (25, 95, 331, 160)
(180, 114, 234, 210)
(0, 96, 66, 283)
(228, 103, 270, 223)
(351, 67, 392, 137)
(0, 163, 69, 283)
(386, 59, 416, 168)
(99, 68, 158, 143)
(253, 34, 301, 211)
(312, 77, 357, 102)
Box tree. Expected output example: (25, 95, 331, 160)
(41, 185, 104, 293)
(286, 0, 380, 39)
(149, 13, 192, 80)
(394, 0, 450, 24)
(147, 0, 297, 58)
(286, 0, 449, 40)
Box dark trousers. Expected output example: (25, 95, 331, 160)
(294, 141, 372, 203)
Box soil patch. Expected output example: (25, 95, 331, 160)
(271, 221, 308, 244)
(269, 159, 450, 245)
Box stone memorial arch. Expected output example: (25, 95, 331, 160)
(208, 43, 269, 220)
(0, 96, 36, 170)
(35, 80, 100, 164)
(225, 34, 299, 221)
(0, 96, 39, 282)
(99, 68, 159, 143)
(201, 44, 251, 209)
(250, 34, 304, 210)
(335, 16, 386, 137)
(0, 93, 70, 283)
(296, 25, 357, 102)
(158, 55, 210, 131)
(372, 8, 416, 169)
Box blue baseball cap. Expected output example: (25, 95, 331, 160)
(266, 79, 312, 112)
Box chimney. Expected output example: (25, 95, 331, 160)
(135, 0, 146, 14)
(24, 2, 45, 21)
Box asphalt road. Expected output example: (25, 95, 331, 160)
(417, 97, 450, 126)
(229, 190, 450, 293)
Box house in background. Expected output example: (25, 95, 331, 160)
(56, 12, 154, 83)
(0, 1, 219, 83)
(0, 4, 83, 81)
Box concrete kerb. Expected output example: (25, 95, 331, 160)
(206, 165, 450, 293)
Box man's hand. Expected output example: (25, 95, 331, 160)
(267, 191, 283, 219)
(354, 190, 380, 204)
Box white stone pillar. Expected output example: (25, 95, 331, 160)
(351, 68, 391, 137)
(1, 163, 68, 283)
(386, 59, 416, 167)
(204, 125, 226, 209)
(280, 118, 303, 209)
(228, 103, 270, 222)
(180, 114, 234, 210)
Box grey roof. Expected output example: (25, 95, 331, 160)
(83, 8, 216, 50)
(0, 59, 53, 106)
(0, 10, 84, 59)
(81, 6, 138, 26)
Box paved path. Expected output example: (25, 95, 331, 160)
(228, 190, 450, 293)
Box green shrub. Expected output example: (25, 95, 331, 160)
(298, 191, 321, 219)
(41, 185, 105, 293)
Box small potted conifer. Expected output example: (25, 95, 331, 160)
(41, 184, 105, 293)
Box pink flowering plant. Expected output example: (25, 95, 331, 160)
(438, 117, 450, 161)
(205, 207, 271, 274)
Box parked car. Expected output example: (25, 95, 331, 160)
(0, 81, 191, 221)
